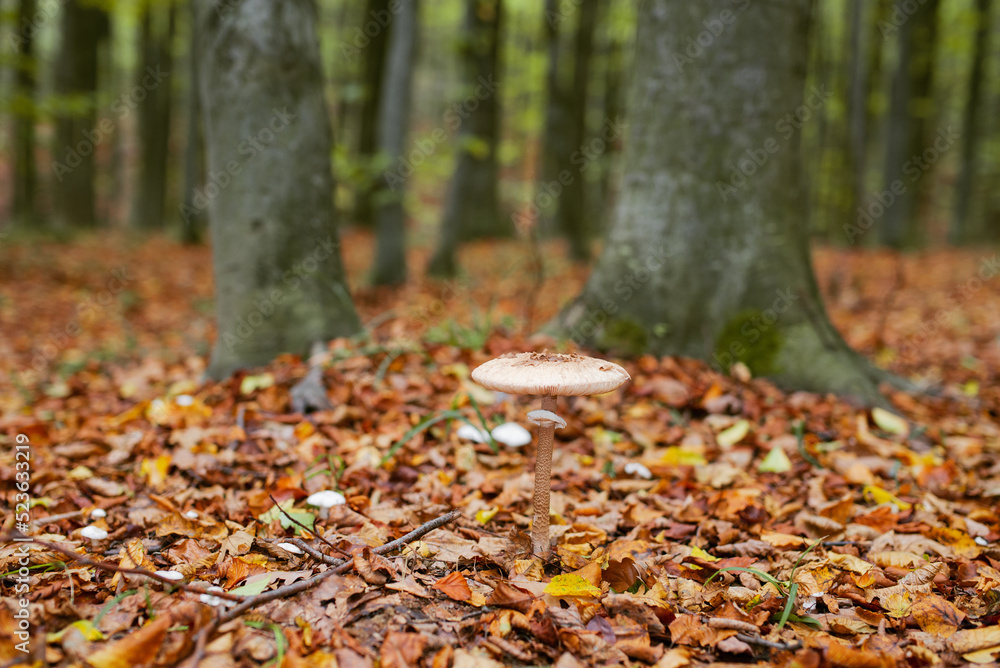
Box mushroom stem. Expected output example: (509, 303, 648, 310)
(531, 395, 558, 559)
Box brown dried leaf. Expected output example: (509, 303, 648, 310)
(911, 594, 965, 638)
(432, 571, 472, 601)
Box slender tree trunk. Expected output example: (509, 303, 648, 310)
(427, 0, 506, 277)
(846, 0, 868, 223)
(199, 0, 360, 378)
(180, 0, 206, 244)
(538, 0, 567, 237)
(556, 0, 598, 261)
(878, 0, 939, 248)
(351, 0, 391, 228)
(950, 0, 992, 244)
(133, 1, 176, 230)
(596, 0, 622, 230)
(11, 0, 38, 227)
(51, 0, 109, 229)
(371, 0, 417, 286)
(554, 0, 888, 403)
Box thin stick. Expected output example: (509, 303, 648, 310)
(3, 535, 244, 602)
(287, 537, 341, 565)
(217, 509, 461, 624)
(267, 494, 346, 557)
(735, 633, 802, 652)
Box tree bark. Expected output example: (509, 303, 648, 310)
(51, 0, 109, 229)
(846, 0, 868, 223)
(878, 0, 940, 249)
(427, 0, 506, 277)
(950, 0, 992, 244)
(11, 0, 37, 227)
(351, 0, 391, 229)
(371, 0, 417, 286)
(556, 0, 598, 262)
(133, 1, 176, 230)
(553, 0, 887, 403)
(199, 0, 360, 378)
(538, 0, 567, 237)
(180, 0, 207, 244)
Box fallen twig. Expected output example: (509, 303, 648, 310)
(267, 494, 347, 559)
(217, 509, 461, 624)
(287, 537, 341, 565)
(1, 534, 244, 602)
(735, 633, 802, 652)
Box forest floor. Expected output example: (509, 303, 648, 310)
(0, 231, 998, 667)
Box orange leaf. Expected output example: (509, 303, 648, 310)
(86, 614, 172, 668)
(911, 595, 965, 638)
(432, 571, 472, 601)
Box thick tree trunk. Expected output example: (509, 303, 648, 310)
(180, 0, 206, 244)
(427, 0, 506, 277)
(51, 0, 108, 229)
(351, 0, 391, 229)
(950, 0, 992, 244)
(556, 0, 598, 262)
(11, 0, 37, 227)
(199, 0, 360, 378)
(371, 0, 417, 286)
(133, 2, 176, 230)
(878, 0, 939, 249)
(553, 0, 886, 403)
(538, 0, 567, 237)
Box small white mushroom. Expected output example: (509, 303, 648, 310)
(154, 570, 184, 582)
(527, 410, 567, 429)
(184, 510, 199, 520)
(490, 422, 532, 448)
(90, 508, 107, 519)
(306, 490, 346, 520)
(456, 423, 490, 443)
(277, 542, 303, 554)
(199, 586, 225, 607)
(80, 525, 108, 547)
(624, 462, 652, 480)
(975, 536, 988, 546)
(175, 394, 195, 407)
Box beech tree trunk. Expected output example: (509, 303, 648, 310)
(553, 0, 887, 402)
(11, 0, 37, 227)
(199, 0, 360, 378)
(133, 2, 176, 230)
(371, 0, 417, 286)
(180, 0, 206, 244)
(351, 0, 391, 229)
(427, 0, 506, 277)
(51, 0, 108, 229)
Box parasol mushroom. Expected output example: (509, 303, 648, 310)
(471, 351, 630, 558)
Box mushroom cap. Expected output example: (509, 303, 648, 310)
(472, 352, 630, 397)
(90, 508, 107, 519)
(80, 526, 109, 540)
(306, 490, 346, 508)
(490, 422, 532, 447)
(277, 542, 304, 554)
(154, 570, 185, 581)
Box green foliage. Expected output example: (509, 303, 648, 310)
(714, 309, 783, 376)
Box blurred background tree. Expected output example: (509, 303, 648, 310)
(0, 0, 997, 378)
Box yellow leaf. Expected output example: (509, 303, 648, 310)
(952, 626, 1000, 654)
(964, 646, 1000, 664)
(660, 445, 706, 466)
(758, 446, 792, 473)
(912, 595, 965, 638)
(47, 619, 105, 643)
(140, 455, 171, 491)
(880, 590, 915, 618)
(690, 546, 718, 562)
(716, 420, 750, 448)
(240, 372, 275, 395)
(862, 484, 912, 510)
(544, 573, 602, 598)
(475, 507, 499, 524)
(828, 552, 873, 575)
(872, 408, 909, 436)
